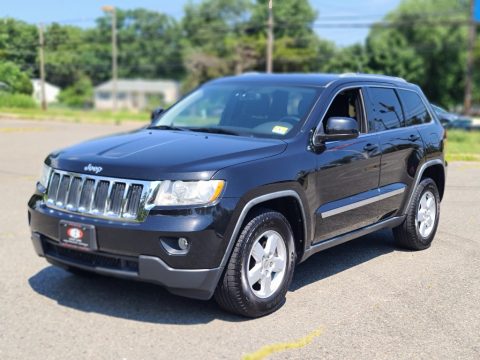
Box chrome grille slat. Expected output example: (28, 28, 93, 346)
(78, 179, 95, 212)
(92, 180, 110, 213)
(47, 173, 61, 203)
(108, 183, 126, 215)
(56, 175, 71, 207)
(44, 169, 158, 222)
(66, 177, 82, 210)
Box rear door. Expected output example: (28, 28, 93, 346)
(363, 86, 424, 214)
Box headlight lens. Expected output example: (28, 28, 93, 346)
(39, 164, 52, 188)
(154, 180, 225, 206)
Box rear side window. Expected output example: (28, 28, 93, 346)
(365, 87, 403, 132)
(397, 89, 431, 126)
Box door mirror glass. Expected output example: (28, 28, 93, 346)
(315, 117, 359, 143)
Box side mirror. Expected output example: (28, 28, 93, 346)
(150, 107, 165, 123)
(314, 117, 359, 144)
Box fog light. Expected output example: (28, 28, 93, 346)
(178, 237, 189, 250)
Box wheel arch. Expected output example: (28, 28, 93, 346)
(403, 159, 445, 214)
(420, 164, 445, 200)
(220, 190, 309, 269)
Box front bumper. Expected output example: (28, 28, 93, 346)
(28, 193, 239, 300)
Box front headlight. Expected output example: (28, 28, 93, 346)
(153, 180, 225, 206)
(39, 163, 52, 188)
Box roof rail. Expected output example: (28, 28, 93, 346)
(340, 72, 407, 83)
(241, 72, 261, 76)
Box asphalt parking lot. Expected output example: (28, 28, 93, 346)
(0, 118, 479, 359)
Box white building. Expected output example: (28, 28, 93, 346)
(94, 79, 180, 111)
(31, 79, 60, 104)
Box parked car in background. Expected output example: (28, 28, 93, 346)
(447, 118, 480, 131)
(431, 104, 459, 127)
(431, 104, 478, 131)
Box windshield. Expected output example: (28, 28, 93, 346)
(151, 84, 321, 138)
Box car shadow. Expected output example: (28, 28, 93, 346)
(28, 229, 398, 324)
(290, 229, 396, 291)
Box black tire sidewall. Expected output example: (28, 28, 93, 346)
(239, 213, 296, 316)
(412, 179, 441, 247)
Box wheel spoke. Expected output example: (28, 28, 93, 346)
(248, 264, 263, 285)
(261, 274, 272, 295)
(251, 242, 265, 262)
(420, 195, 428, 210)
(419, 221, 428, 237)
(426, 196, 434, 210)
(417, 209, 427, 222)
(264, 233, 278, 256)
(271, 257, 285, 272)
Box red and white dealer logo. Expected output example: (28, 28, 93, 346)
(67, 227, 84, 240)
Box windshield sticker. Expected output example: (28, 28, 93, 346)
(272, 125, 289, 135)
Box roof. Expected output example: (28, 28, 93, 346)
(31, 79, 60, 90)
(95, 79, 179, 92)
(207, 72, 417, 89)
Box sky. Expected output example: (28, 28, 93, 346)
(1, 0, 402, 46)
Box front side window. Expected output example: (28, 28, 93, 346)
(151, 84, 321, 138)
(365, 87, 403, 132)
(322, 88, 364, 133)
(397, 89, 431, 126)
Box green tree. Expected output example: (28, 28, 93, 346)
(324, 44, 370, 74)
(58, 75, 93, 107)
(0, 18, 38, 77)
(365, 0, 470, 106)
(0, 61, 33, 94)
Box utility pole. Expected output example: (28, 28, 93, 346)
(464, 0, 476, 115)
(266, 0, 274, 73)
(102, 5, 118, 111)
(37, 24, 47, 111)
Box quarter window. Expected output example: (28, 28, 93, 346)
(397, 89, 431, 126)
(365, 87, 403, 132)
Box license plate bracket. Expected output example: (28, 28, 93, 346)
(59, 221, 97, 251)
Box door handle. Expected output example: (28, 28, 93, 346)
(363, 143, 378, 152)
(408, 134, 420, 142)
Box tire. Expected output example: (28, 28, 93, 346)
(394, 178, 440, 250)
(214, 210, 296, 317)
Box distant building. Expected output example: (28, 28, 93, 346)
(94, 79, 180, 111)
(31, 79, 60, 104)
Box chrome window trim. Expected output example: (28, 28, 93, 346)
(313, 82, 436, 143)
(321, 187, 405, 218)
(219, 190, 307, 268)
(43, 169, 160, 222)
(312, 85, 366, 145)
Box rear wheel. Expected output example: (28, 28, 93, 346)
(394, 178, 440, 250)
(214, 210, 296, 317)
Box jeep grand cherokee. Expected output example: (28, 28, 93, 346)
(28, 73, 446, 317)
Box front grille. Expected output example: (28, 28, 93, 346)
(45, 169, 157, 221)
(43, 240, 139, 273)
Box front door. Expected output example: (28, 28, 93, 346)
(313, 88, 382, 243)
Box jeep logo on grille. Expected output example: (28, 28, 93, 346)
(84, 164, 103, 174)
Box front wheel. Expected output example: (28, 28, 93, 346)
(214, 210, 296, 317)
(394, 178, 440, 250)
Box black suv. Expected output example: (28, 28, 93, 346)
(28, 73, 446, 317)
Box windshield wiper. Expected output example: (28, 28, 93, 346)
(187, 127, 240, 136)
(148, 124, 190, 131)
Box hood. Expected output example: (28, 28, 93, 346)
(47, 129, 287, 180)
